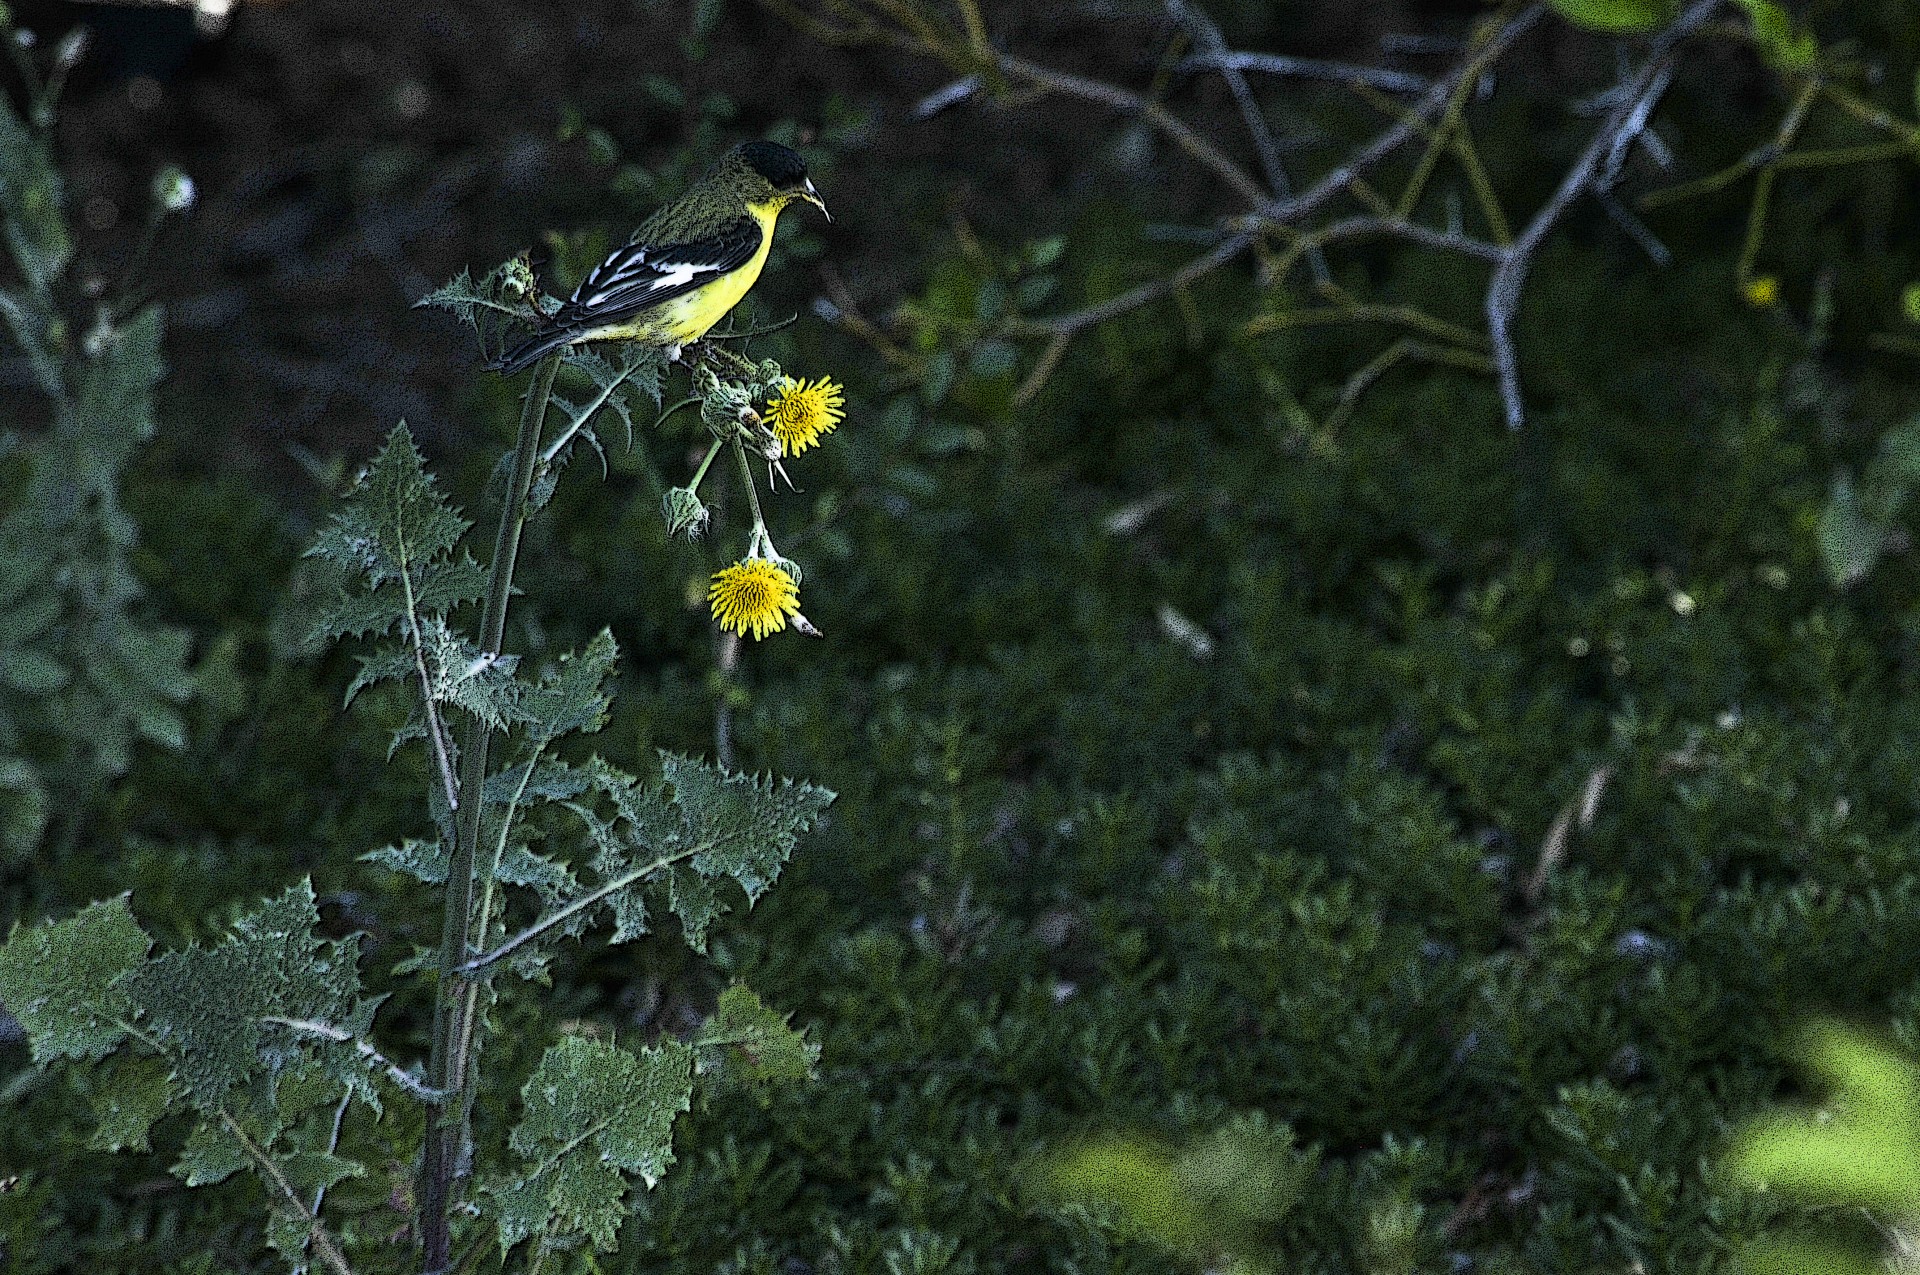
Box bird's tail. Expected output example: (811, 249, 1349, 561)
(489, 326, 579, 376)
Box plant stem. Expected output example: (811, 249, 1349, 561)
(730, 436, 769, 542)
(419, 355, 557, 1274)
(459, 839, 704, 975)
(688, 436, 724, 493)
(222, 1110, 357, 1275)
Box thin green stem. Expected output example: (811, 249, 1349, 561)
(538, 359, 646, 467)
(420, 354, 557, 1274)
(731, 435, 771, 543)
(459, 842, 703, 975)
(221, 1111, 357, 1275)
(399, 551, 462, 818)
(451, 740, 547, 1140)
(688, 436, 725, 494)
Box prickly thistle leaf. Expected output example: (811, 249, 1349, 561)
(124, 880, 373, 1110)
(0, 894, 149, 1063)
(489, 1035, 694, 1253)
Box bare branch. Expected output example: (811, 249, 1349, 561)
(1180, 50, 1431, 96)
(1325, 339, 1496, 433)
(1487, 0, 1721, 430)
(1595, 189, 1671, 264)
(1027, 228, 1258, 338)
(1260, 4, 1548, 226)
(1006, 5, 1546, 385)
(1311, 214, 1505, 263)
(996, 52, 1270, 208)
(914, 74, 982, 119)
(1166, 0, 1328, 282)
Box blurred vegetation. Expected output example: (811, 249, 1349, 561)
(4, 0, 1920, 1272)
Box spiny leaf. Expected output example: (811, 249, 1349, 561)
(174, 1118, 250, 1187)
(304, 423, 484, 669)
(87, 1055, 174, 1153)
(421, 621, 527, 730)
(520, 755, 832, 957)
(125, 880, 370, 1110)
(0, 894, 149, 1063)
(693, 985, 817, 1086)
(660, 752, 834, 904)
(520, 629, 619, 743)
(666, 865, 725, 953)
(416, 261, 544, 333)
(362, 838, 449, 884)
(485, 758, 594, 806)
(366, 838, 576, 907)
(490, 1035, 694, 1253)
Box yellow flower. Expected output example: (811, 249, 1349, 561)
(1742, 275, 1780, 309)
(765, 376, 846, 456)
(708, 559, 801, 640)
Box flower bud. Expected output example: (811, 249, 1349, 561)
(661, 486, 710, 540)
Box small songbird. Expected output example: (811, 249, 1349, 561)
(493, 140, 829, 375)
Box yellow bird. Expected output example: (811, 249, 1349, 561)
(494, 140, 828, 374)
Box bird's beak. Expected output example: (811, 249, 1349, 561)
(801, 177, 830, 222)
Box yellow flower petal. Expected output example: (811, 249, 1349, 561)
(1742, 275, 1780, 309)
(708, 559, 801, 640)
(766, 376, 846, 456)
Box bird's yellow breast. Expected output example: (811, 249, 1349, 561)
(651, 201, 780, 343)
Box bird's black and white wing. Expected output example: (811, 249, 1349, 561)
(550, 217, 763, 328)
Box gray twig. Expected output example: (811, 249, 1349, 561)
(1261, 4, 1547, 226)
(1032, 5, 1546, 341)
(1314, 215, 1506, 262)
(1486, 0, 1719, 429)
(1167, 0, 1329, 283)
(914, 75, 983, 119)
(1179, 50, 1431, 96)
(1596, 188, 1671, 265)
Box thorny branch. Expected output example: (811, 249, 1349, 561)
(777, 0, 1911, 430)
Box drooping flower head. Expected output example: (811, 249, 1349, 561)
(765, 376, 846, 456)
(708, 558, 801, 640)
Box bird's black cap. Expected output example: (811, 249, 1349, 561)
(739, 140, 809, 190)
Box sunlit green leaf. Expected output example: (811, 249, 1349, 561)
(693, 984, 818, 1085)
(1549, 0, 1676, 33)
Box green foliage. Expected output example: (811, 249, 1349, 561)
(126, 881, 376, 1111)
(0, 63, 196, 858)
(11, 2, 1920, 1273)
(488, 1035, 694, 1252)
(1548, 0, 1678, 35)
(1735, 0, 1820, 72)
(573, 753, 833, 952)
(1816, 414, 1920, 587)
(693, 984, 819, 1086)
(0, 896, 147, 1063)
(1730, 1025, 1920, 1273)
(1046, 1116, 1311, 1272)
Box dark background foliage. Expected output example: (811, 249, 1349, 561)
(5, 0, 1920, 1271)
